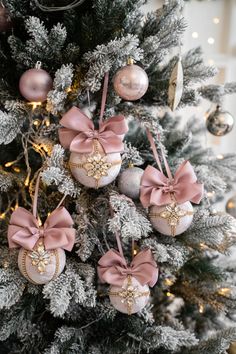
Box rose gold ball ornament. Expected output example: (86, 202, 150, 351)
(0, 4, 12, 32)
(118, 166, 144, 199)
(69, 140, 122, 189)
(19, 61, 53, 102)
(109, 275, 150, 314)
(18, 238, 66, 284)
(113, 58, 149, 101)
(149, 201, 194, 236)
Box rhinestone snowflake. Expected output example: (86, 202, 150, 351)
(29, 241, 51, 274)
(83, 153, 112, 180)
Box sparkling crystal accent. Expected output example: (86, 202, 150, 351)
(83, 153, 112, 180)
(28, 241, 51, 274)
(150, 203, 193, 236)
(109, 276, 150, 315)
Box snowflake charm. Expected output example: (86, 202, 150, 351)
(83, 153, 112, 180)
(28, 241, 51, 274)
(150, 203, 193, 236)
(109, 275, 150, 315)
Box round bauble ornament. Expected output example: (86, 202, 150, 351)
(69, 140, 122, 189)
(18, 238, 66, 284)
(206, 105, 234, 136)
(118, 166, 143, 199)
(149, 202, 194, 236)
(19, 62, 53, 102)
(0, 4, 12, 32)
(113, 59, 149, 101)
(109, 275, 150, 315)
(226, 195, 236, 218)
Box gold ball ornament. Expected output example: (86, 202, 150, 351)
(113, 59, 149, 101)
(149, 202, 194, 236)
(109, 275, 150, 315)
(18, 239, 66, 284)
(228, 342, 236, 354)
(206, 105, 234, 136)
(226, 195, 236, 218)
(118, 166, 144, 199)
(69, 140, 122, 189)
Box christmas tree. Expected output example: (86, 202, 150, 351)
(1, 0, 236, 353)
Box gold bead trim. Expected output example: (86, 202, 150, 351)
(149, 203, 194, 236)
(108, 275, 150, 315)
(20, 248, 60, 284)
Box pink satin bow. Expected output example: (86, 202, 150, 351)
(8, 206, 75, 251)
(97, 249, 158, 287)
(58, 106, 128, 154)
(140, 160, 204, 207)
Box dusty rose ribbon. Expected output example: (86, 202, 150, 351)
(8, 174, 75, 251)
(97, 248, 158, 287)
(59, 73, 128, 154)
(140, 129, 204, 207)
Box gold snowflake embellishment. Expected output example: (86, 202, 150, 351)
(83, 153, 112, 180)
(29, 241, 51, 274)
(150, 203, 193, 236)
(109, 275, 150, 315)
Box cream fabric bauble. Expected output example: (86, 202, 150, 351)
(149, 201, 194, 236)
(118, 166, 144, 199)
(69, 140, 122, 188)
(109, 276, 150, 315)
(18, 239, 66, 284)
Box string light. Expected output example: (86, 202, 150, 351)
(208, 37, 215, 45)
(66, 87, 72, 93)
(166, 292, 174, 298)
(0, 212, 6, 219)
(217, 154, 224, 160)
(199, 242, 208, 250)
(164, 278, 174, 286)
(207, 191, 215, 198)
(192, 32, 199, 39)
(29, 102, 42, 110)
(13, 166, 21, 173)
(133, 249, 138, 256)
(208, 59, 215, 66)
(213, 17, 220, 24)
(45, 118, 50, 127)
(38, 217, 42, 227)
(199, 304, 204, 313)
(33, 119, 41, 127)
(5, 160, 17, 167)
(217, 288, 231, 297)
(24, 174, 30, 186)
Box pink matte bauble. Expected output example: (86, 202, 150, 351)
(149, 201, 194, 236)
(69, 142, 122, 189)
(18, 239, 66, 284)
(118, 166, 144, 199)
(113, 64, 149, 101)
(19, 68, 53, 102)
(0, 5, 12, 32)
(109, 276, 150, 314)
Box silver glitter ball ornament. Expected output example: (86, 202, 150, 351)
(206, 105, 234, 136)
(226, 195, 236, 218)
(118, 166, 144, 199)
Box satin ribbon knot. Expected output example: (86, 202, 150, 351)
(8, 206, 75, 251)
(58, 106, 128, 154)
(140, 160, 204, 207)
(97, 249, 158, 287)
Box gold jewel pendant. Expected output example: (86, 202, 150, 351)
(109, 275, 150, 315)
(149, 203, 193, 236)
(70, 152, 121, 188)
(28, 241, 51, 274)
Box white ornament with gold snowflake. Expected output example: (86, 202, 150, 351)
(149, 201, 194, 236)
(109, 275, 150, 315)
